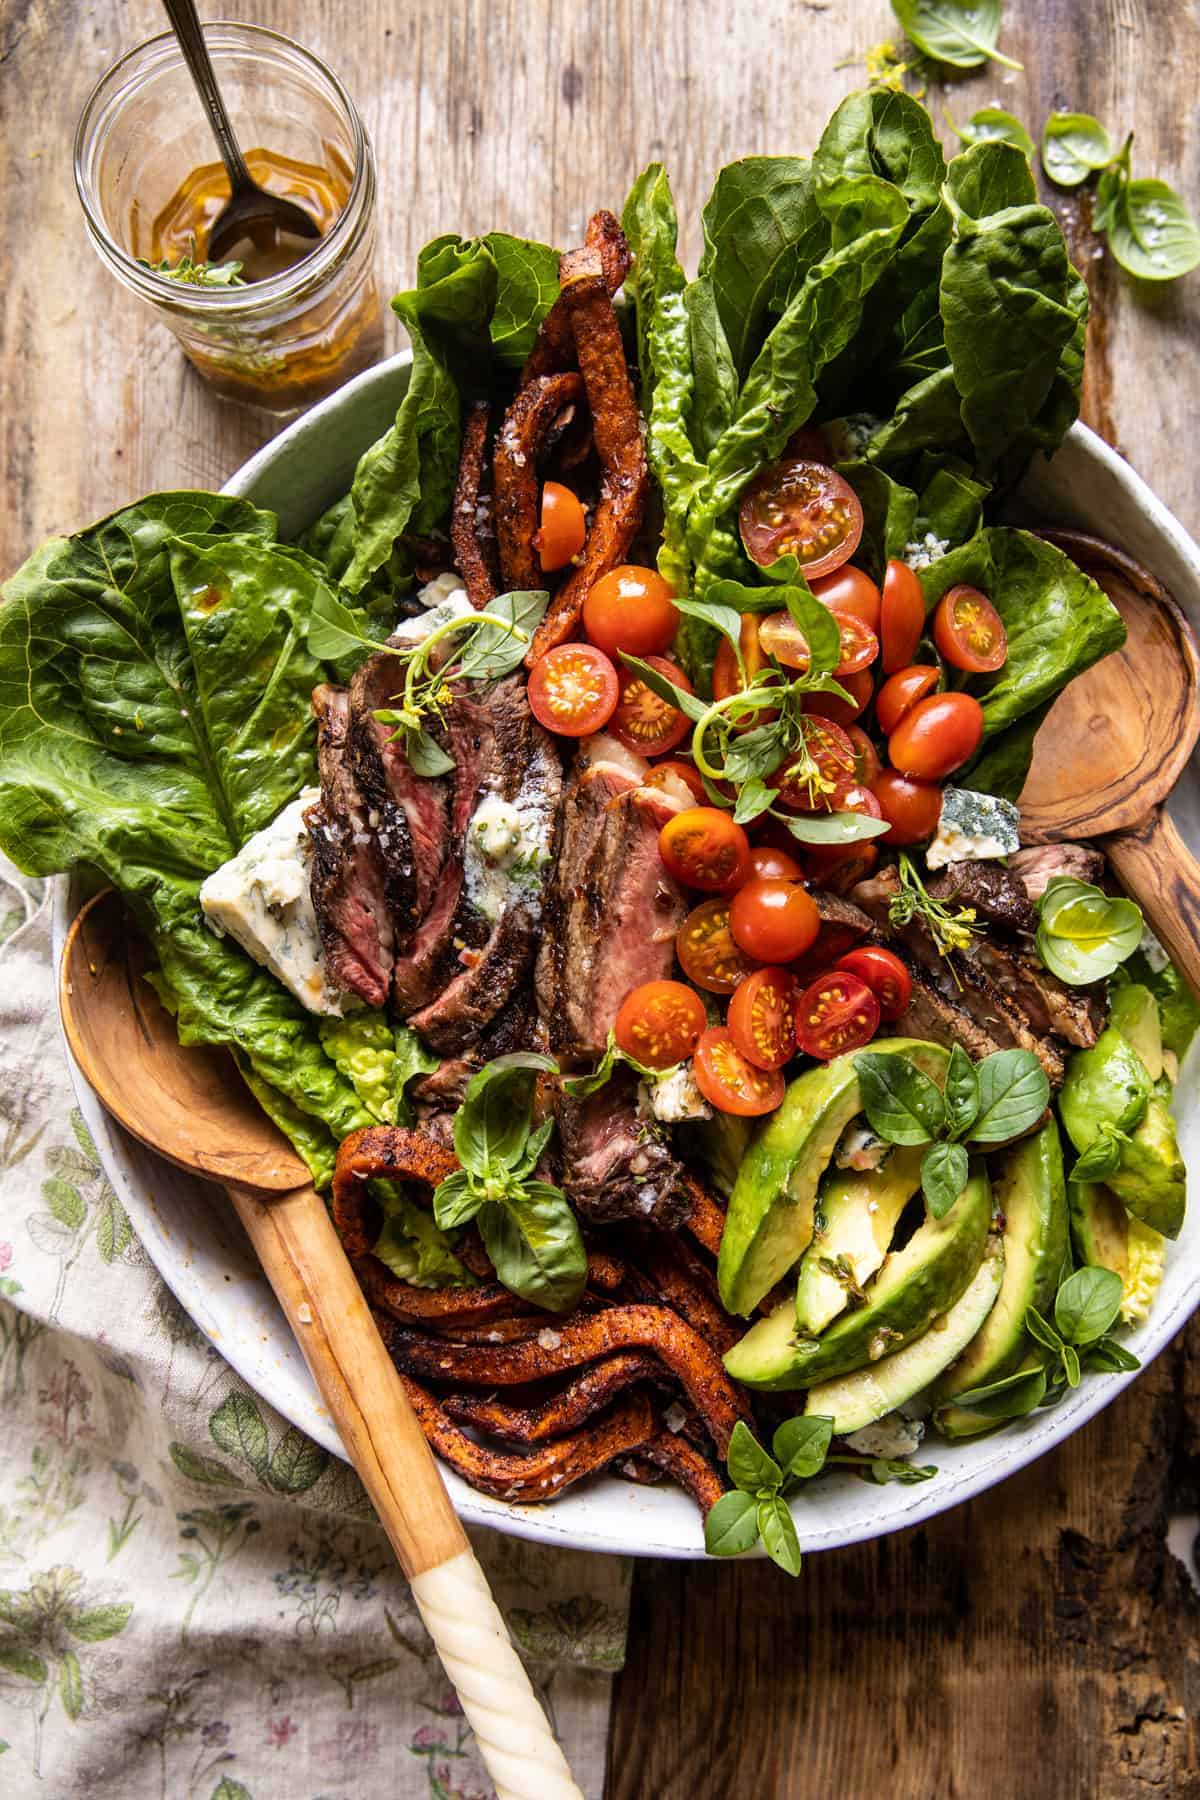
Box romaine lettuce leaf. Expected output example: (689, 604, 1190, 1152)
(371, 1185, 475, 1288)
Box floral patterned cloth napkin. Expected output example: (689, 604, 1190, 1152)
(0, 858, 629, 1798)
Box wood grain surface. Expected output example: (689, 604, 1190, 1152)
(3, 2, 1199, 1796)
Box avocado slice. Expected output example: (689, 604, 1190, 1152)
(931, 1118, 1068, 1405)
(724, 1167, 992, 1391)
(717, 1039, 949, 1317)
(1109, 983, 1164, 1082)
(794, 1146, 927, 1337)
(1104, 1095, 1185, 1240)
(688, 1111, 754, 1200)
(1068, 1179, 1166, 1326)
(802, 1237, 1005, 1434)
(1059, 1027, 1152, 1152)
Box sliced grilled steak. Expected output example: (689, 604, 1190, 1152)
(893, 968, 1004, 1063)
(536, 762, 688, 1056)
(349, 654, 452, 935)
(793, 892, 873, 979)
(408, 678, 562, 1053)
(305, 685, 394, 1007)
(966, 940, 1102, 1049)
(1009, 843, 1105, 903)
(926, 861, 1036, 935)
(558, 1070, 691, 1228)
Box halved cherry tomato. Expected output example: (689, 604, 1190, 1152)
(880, 559, 926, 673)
(933, 584, 1008, 673)
(875, 664, 940, 736)
(794, 971, 881, 1061)
(611, 655, 692, 756)
(803, 667, 873, 726)
(693, 1026, 785, 1116)
(644, 759, 706, 802)
(748, 844, 804, 883)
(757, 611, 812, 671)
(871, 769, 943, 845)
(832, 613, 879, 676)
(773, 719, 857, 813)
(614, 979, 707, 1069)
(812, 565, 882, 632)
(888, 691, 984, 780)
(834, 783, 883, 819)
(676, 899, 756, 994)
(739, 459, 864, 578)
(729, 878, 821, 963)
(800, 839, 879, 895)
(847, 725, 882, 788)
(713, 613, 768, 700)
(659, 807, 752, 893)
(534, 481, 587, 573)
(728, 967, 798, 1070)
(835, 947, 912, 1023)
(582, 564, 678, 659)
(527, 643, 618, 737)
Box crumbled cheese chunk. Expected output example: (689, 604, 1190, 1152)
(389, 576, 474, 644)
(462, 792, 553, 924)
(199, 791, 348, 1016)
(843, 1414, 926, 1460)
(903, 531, 950, 571)
(834, 1120, 893, 1172)
(926, 787, 1021, 870)
(1138, 924, 1169, 974)
(824, 413, 883, 461)
(637, 1064, 712, 1124)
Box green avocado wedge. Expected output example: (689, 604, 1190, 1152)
(1109, 983, 1164, 1082)
(1104, 1096, 1186, 1240)
(1058, 1027, 1151, 1149)
(1068, 1179, 1166, 1325)
(803, 1237, 1005, 1434)
(931, 1117, 1067, 1406)
(794, 1145, 927, 1337)
(717, 1039, 949, 1318)
(935, 1350, 1044, 1441)
(724, 1167, 992, 1391)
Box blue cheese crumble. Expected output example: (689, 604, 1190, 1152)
(926, 787, 1021, 870)
(463, 794, 553, 924)
(903, 531, 950, 571)
(637, 1064, 712, 1123)
(390, 574, 474, 644)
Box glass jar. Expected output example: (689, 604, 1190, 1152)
(74, 23, 383, 413)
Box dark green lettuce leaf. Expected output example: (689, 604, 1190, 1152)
(838, 461, 918, 581)
(696, 157, 827, 374)
(484, 232, 561, 368)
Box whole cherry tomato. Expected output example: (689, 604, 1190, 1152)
(888, 691, 984, 780)
(729, 878, 821, 963)
(803, 667, 873, 726)
(880, 559, 926, 673)
(748, 844, 804, 883)
(676, 899, 756, 994)
(535, 481, 586, 572)
(659, 807, 752, 893)
(812, 565, 882, 632)
(871, 769, 943, 845)
(583, 564, 678, 659)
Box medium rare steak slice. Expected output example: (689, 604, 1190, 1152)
(305, 685, 394, 1007)
(558, 1070, 691, 1228)
(926, 861, 1036, 935)
(407, 678, 562, 1053)
(893, 968, 1005, 1064)
(792, 892, 873, 979)
(1009, 843, 1105, 903)
(536, 762, 688, 1055)
(349, 653, 453, 933)
(966, 940, 1102, 1049)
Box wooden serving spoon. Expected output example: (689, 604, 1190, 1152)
(59, 888, 581, 1800)
(1018, 529, 1200, 999)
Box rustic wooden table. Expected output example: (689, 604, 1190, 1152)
(4, 2, 1199, 1794)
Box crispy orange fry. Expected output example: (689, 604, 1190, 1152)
(493, 372, 585, 590)
(450, 399, 497, 609)
(681, 1173, 727, 1258)
(623, 1230, 742, 1354)
(442, 1351, 661, 1443)
(522, 209, 632, 385)
(632, 1431, 727, 1516)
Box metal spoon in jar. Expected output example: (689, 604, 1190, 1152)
(160, 0, 321, 266)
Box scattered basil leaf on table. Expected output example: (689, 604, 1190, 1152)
(1036, 877, 1144, 985)
(1104, 177, 1200, 282)
(953, 107, 1035, 161)
(1040, 112, 1114, 188)
(890, 0, 1022, 71)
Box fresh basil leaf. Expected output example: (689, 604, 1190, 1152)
(721, 722, 789, 785)
(726, 1420, 783, 1494)
(1040, 112, 1114, 189)
(1036, 878, 1144, 985)
(560, 1028, 668, 1099)
(772, 1415, 833, 1482)
(703, 1489, 761, 1558)
(854, 1052, 946, 1145)
(1024, 1304, 1065, 1355)
(922, 1140, 970, 1218)
(511, 1114, 556, 1180)
(891, 0, 1022, 70)
(306, 584, 377, 662)
(431, 1167, 483, 1230)
(778, 811, 890, 845)
(955, 107, 1035, 161)
(867, 1459, 939, 1485)
(733, 778, 777, 826)
(1061, 1343, 1082, 1388)
(454, 591, 550, 680)
(943, 1043, 980, 1139)
(478, 1181, 588, 1313)
(405, 726, 458, 779)
(453, 1053, 557, 1175)
(969, 1049, 1050, 1144)
(778, 587, 842, 678)
(756, 1493, 803, 1577)
(672, 598, 746, 657)
(1086, 1336, 1141, 1374)
(1106, 178, 1200, 281)
(619, 653, 709, 723)
(1071, 1130, 1124, 1183)
(950, 1364, 1049, 1411)
(707, 578, 797, 615)
(1054, 1265, 1124, 1347)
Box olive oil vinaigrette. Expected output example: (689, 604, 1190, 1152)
(137, 143, 350, 281)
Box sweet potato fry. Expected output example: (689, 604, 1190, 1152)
(441, 1352, 661, 1443)
(634, 1431, 727, 1516)
(450, 399, 497, 609)
(493, 372, 585, 590)
(681, 1173, 727, 1258)
(623, 1230, 742, 1354)
(521, 209, 632, 385)
(332, 1127, 459, 1261)
(357, 1255, 529, 1329)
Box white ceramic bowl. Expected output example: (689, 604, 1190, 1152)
(54, 352, 1200, 1558)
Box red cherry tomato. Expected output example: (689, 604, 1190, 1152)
(933, 584, 1008, 673)
(738, 459, 864, 578)
(728, 967, 798, 1070)
(757, 611, 813, 671)
(835, 947, 913, 1023)
(582, 564, 678, 660)
(794, 971, 881, 1061)
(659, 807, 752, 894)
(729, 878, 821, 963)
(832, 613, 879, 676)
(534, 481, 586, 573)
(676, 899, 756, 994)
(713, 613, 768, 700)
(880, 560, 926, 674)
(835, 783, 883, 819)
(847, 725, 882, 788)
(614, 979, 707, 1069)
(800, 840, 879, 895)
(812, 565, 882, 632)
(773, 720, 857, 812)
(643, 759, 706, 802)
(611, 655, 692, 756)
(527, 643, 618, 737)
(803, 667, 873, 726)
(875, 664, 940, 736)
(872, 769, 943, 845)
(693, 1027, 785, 1116)
(748, 845, 804, 883)
(889, 691, 984, 780)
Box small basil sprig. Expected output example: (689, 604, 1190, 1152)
(890, 0, 1022, 72)
(560, 1028, 675, 1100)
(855, 1045, 1050, 1217)
(432, 1054, 586, 1314)
(952, 106, 1035, 161)
(1038, 122, 1200, 282)
(704, 1417, 834, 1575)
(1035, 877, 1143, 986)
(1070, 1123, 1130, 1183)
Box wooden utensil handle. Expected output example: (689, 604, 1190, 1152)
(226, 1181, 581, 1800)
(1104, 808, 1200, 1001)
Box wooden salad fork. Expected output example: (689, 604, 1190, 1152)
(1019, 530, 1200, 1000)
(59, 888, 581, 1800)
